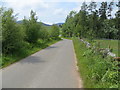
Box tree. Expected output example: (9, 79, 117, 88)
(88, 1, 97, 13)
(115, 1, 120, 39)
(88, 1, 98, 39)
(0, 7, 3, 53)
(50, 25, 60, 39)
(74, 24, 82, 37)
(107, 1, 114, 19)
(97, 2, 108, 38)
(77, 11, 88, 38)
(78, 2, 88, 38)
(99, 2, 108, 20)
(23, 10, 41, 43)
(62, 11, 76, 37)
(39, 24, 50, 41)
(102, 20, 118, 39)
(62, 1, 119, 40)
(62, 23, 68, 37)
(2, 8, 24, 54)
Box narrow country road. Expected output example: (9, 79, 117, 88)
(2, 39, 82, 88)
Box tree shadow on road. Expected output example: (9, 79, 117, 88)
(45, 46, 58, 50)
(19, 56, 46, 64)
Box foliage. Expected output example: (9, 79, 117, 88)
(62, 1, 119, 40)
(50, 25, 60, 39)
(99, 2, 107, 20)
(1, 7, 61, 68)
(23, 10, 41, 43)
(62, 11, 76, 37)
(2, 8, 24, 54)
(39, 25, 50, 41)
(102, 20, 118, 39)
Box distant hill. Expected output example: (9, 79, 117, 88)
(17, 20, 23, 24)
(41, 23, 52, 26)
(42, 23, 64, 26)
(17, 20, 64, 27)
(55, 23, 64, 26)
(54, 23, 64, 27)
(16, 20, 52, 26)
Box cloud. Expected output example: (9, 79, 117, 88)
(1, 0, 118, 24)
(4, 0, 49, 10)
(3, 0, 51, 20)
(2, 0, 71, 24)
(53, 8, 68, 15)
(67, 0, 118, 2)
(72, 2, 82, 12)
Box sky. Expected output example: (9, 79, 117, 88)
(0, 0, 118, 25)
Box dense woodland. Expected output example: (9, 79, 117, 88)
(62, 1, 120, 40)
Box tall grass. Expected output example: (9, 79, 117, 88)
(73, 37, 119, 88)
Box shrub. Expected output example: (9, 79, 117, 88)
(2, 8, 24, 54)
(50, 25, 60, 39)
(23, 10, 41, 43)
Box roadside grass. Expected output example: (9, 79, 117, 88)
(86, 39, 119, 57)
(73, 37, 119, 88)
(1, 39, 61, 68)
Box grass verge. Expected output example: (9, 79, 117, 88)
(1, 39, 61, 68)
(72, 37, 119, 88)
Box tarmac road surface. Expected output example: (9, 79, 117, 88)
(2, 39, 82, 88)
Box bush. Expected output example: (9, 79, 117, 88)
(39, 26, 50, 41)
(50, 25, 60, 39)
(2, 8, 24, 54)
(23, 10, 41, 43)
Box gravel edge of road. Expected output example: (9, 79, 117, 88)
(72, 40, 83, 88)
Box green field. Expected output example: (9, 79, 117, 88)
(94, 40, 119, 57)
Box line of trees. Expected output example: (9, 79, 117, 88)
(62, 1, 120, 40)
(1, 7, 60, 55)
